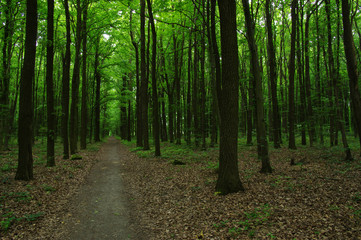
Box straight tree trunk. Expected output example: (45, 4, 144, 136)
(15, 0, 37, 180)
(288, 0, 297, 150)
(242, 0, 272, 173)
(147, 0, 160, 156)
(130, 11, 142, 147)
(216, 0, 244, 195)
(186, 30, 192, 145)
(46, 0, 55, 167)
(140, 0, 149, 150)
(265, 0, 281, 149)
(61, 0, 71, 159)
(80, 1, 88, 150)
(94, 38, 101, 142)
(341, 0, 361, 155)
(69, 0, 82, 154)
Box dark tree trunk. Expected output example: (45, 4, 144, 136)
(173, 34, 181, 145)
(15, 0, 37, 181)
(216, 0, 244, 195)
(341, 0, 361, 155)
(305, 8, 316, 146)
(186, 30, 192, 145)
(130, 10, 142, 147)
(0, 0, 13, 150)
(140, 0, 149, 150)
(265, 0, 281, 149)
(61, 0, 71, 159)
(94, 38, 101, 142)
(46, 0, 55, 167)
(242, 0, 272, 173)
(193, 33, 200, 147)
(147, 0, 160, 156)
(288, 0, 297, 150)
(80, 1, 88, 150)
(296, 4, 307, 146)
(121, 76, 128, 140)
(69, 0, 82, 154)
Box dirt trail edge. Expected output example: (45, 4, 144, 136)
(57, 137, 143, 240)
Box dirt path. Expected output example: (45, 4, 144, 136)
(58, 137, 141, 240)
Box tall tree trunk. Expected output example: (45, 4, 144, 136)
(193, 32, 200, 147)
(288, 0, 297, 150)
(61, 0, 71, 159)
(147, 0, 160, 156)
(305, 7, 316, 146)
(94, 38, 101, 142)
(186, 30, 192, 145)
(0, 0, 13, 150)
(242, 0, 272, 173)
(173, 34, 181, 145)
(140, 0, 149, 150)
(69, 0, 82, 154)
(216, 0, 244, 195)
(15, 0, 37, 180)
(341, 0, 361, 155)
(265, 0, 281, 149)
(46, 0, 55, 167)
(80, 1, 88, 150)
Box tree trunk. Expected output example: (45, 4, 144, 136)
(69, 0, 82, 154)
(80, 1, 88, 150)
(15, 0, 37, 181)
(288, 0, 297, 150)
(140, 0, 149, 150)
(147, 0, 160, 156)
(61, 0, 71, 159)
(242, 0, 272, 173)
(94, 38, 101, 142)
(46, 0, 55, 167)
(216, 0, 244, 195)
(265, 0, 281, 149)
(341, 0, 361, 155)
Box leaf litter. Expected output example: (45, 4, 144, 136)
(0, 139, 361, 239)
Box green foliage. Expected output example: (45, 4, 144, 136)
(24, 212, 44, 222)
(71, 154, 83, 160)
(214, 204, 273, 237)
(42, 184, 56, 193)
(0, 212, 20, 231)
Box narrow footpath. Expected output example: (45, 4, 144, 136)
(59, 137, 140, 240)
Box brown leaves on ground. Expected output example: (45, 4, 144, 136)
(0, 141, 101, 239)
(1, 139, 361, 239)
(120, 142, 361, 239)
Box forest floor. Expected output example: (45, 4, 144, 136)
(1, 136, 361, 239)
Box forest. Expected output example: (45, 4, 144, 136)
(1, 0, 361, 238)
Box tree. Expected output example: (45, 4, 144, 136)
(80, 0, 89, 150)
(140, 0, 149, 150)
(341, 0, 361, 155)
(15, 0, 37, 180)
(69, 0, 82, 154)
(61, 0, 71, 159)
(216, 0, 244, 195)
(46, 0, 55, 167)
(288, 0, 297, 150)
(265, 0, 281, 149)
(242, 0, 272, 173)
(147, 0, 160, 156)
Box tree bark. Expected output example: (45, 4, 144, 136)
(61, 0, 71, 159)
(341, 0, 361, 155)
(288, 0, 297, 150)
(242, 0, 272, 173)
(147, 0, 160, 156)
(216, 0, 244, 195)
(94, 38, 101, 142)
(69, 0, 82, 154)
(265, 0, 281, 149)
(80, 0, 88, 150)
(15, 0, 37, 180)
(140, 0, 149, 150)
(46, 0, 55, 167)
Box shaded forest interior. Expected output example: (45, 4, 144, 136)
(1, 0, 361, 238)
